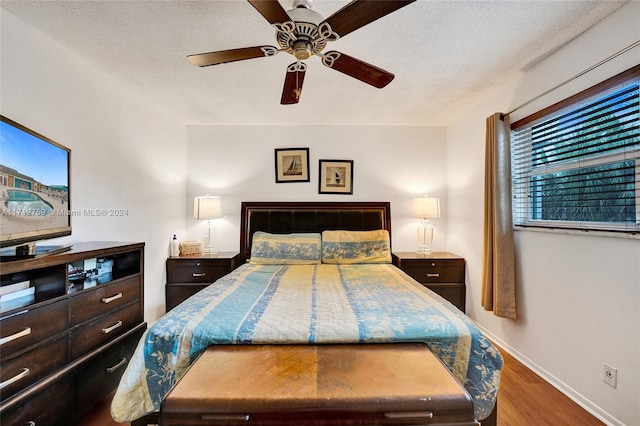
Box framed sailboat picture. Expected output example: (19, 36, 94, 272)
(275, 148, 310, 183)
(319, 159, 353, 195)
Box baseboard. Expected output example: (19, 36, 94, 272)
(477, 326, 624, 426)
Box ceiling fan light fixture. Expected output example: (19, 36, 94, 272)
(292, 39, 313, 60)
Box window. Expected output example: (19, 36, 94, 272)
(511, 66, 639, 234)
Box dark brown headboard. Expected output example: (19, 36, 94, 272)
(240, 202, 391, 262)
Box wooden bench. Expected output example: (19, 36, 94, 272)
(159, 343, 478, 426)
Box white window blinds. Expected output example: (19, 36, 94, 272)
(511, 75, 639, 234)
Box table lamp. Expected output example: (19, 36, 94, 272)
(193, 195, 223, 254)
(411, 196, 440, 254)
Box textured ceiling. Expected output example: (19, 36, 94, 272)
(1, 0, 629, 126)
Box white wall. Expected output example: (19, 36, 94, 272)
(446, 3, 640, 425)
(4, 2, 639, 423)
(185, 125, 447, 254)
(1, 10, 188, 321)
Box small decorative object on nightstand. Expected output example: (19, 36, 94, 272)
(165, 252, 240, 311)
(393, 251, 466, 312)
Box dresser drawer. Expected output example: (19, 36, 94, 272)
(0, 374, 74, 426)
(71, 276, 141, 325)
(70, 302, 142, 359)
(0, 299, 69, 361)
(402, 260, 464, 284)
(167, 260, 231, 283)
(76, 325, 145, 416)
(0, 335, 68, 402)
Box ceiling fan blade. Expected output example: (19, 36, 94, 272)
(321, 0, 416, 39)
(247, 0, 292, 26)
(281, 62, 307, 105)
(321, 51, 394, 88)
(187, 46, 279, 67)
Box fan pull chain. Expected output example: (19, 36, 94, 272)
(295, 60, 302, 100)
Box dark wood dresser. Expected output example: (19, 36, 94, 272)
(165, 252, 240, 311)
(0, 241, 146, 425)
(393, 252, 466, 312)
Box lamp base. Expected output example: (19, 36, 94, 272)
(202, 219, 218, 255)
(203, 246, 217, 255)
(416, 220, 434, 256)
(416, 246, 432, 255)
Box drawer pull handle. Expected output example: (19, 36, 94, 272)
(0, 368, 30, 390)
(102, 321, 123, 334)
(384, 411, 434, 420)
(101, 293, 123, 304)
(201, 414, 250, 422)
(106, 357, 127, 374)
(426, 273, 440, 277)
(0, 327, 31, 346)
(192, 272, 206, 277)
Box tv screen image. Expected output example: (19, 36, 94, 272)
(0, 115, 71, 250)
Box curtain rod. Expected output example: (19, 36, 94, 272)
(503, 40, 640, 118)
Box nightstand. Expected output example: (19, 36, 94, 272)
(165, 252, 240, 311)
(392, 252, 466, 312)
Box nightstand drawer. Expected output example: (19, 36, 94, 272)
(402, 260, 463, 284)
(166, 283, 209, 311)
(426, 284, 466, 312)
(165, 253, 240, 313)
(167, 261, 230, 283)
(393, 252, 466, 313)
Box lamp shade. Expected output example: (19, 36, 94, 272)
(412, 197, 440, 219)
(193, 195, 223, 220)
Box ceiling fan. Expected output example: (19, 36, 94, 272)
(187, 0, 416, 105)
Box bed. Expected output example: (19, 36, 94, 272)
(111, 201, 502, 425)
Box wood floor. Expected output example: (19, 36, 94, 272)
(82, 345, 605, 426)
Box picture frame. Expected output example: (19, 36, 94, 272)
(274, 148, 310, 183)
(318, 159, 353, 195)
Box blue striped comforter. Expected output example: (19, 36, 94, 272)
(111, 263, 502, 422)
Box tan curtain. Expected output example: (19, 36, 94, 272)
(482, 113, 516, 319)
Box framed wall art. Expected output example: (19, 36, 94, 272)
(274, 148, 310, 183)
(318, 159, 353, 194)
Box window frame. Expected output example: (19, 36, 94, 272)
(510, 65, 640, 235)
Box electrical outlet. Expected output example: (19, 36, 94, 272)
(603, 363, 617, 388)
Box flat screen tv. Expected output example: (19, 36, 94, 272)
(0, 115, 71, 254)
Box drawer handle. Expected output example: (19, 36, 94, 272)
(0, 368, 30, 390)
(106, 357, 128, 374)
(102, 321, 123, 334)
(201, 414, 250, 422)
(0, 327, 31, 346)
(426, 273, 440, 277)
(384, 411, 434, 420)
(101, 293, 123, 304)
(192, 272, 206, 277)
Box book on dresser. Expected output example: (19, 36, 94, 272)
(0, 241, 147, 426)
